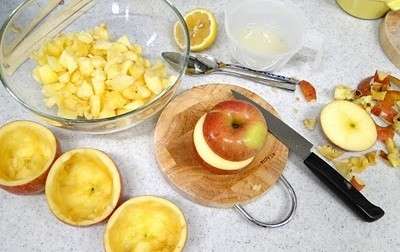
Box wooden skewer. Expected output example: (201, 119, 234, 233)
(4, 0, 95, 75)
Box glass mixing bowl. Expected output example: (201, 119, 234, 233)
(0, 0, 189, 133)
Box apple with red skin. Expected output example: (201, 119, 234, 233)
(193, 99, 268, 172)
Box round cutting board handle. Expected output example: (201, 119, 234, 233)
(233, 175, 297, 228)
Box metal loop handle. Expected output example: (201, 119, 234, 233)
(233, 175, 297, 228)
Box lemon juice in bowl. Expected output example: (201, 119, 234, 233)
(237, 24, 288, 55)
(225, 0, 306, 70)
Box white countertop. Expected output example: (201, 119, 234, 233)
(1, 0, 400, 251)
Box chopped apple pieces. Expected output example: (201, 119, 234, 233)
(384, 138, 400, 167)
(303, 118, 317, 131)
(317, 144, 344, 160)
(31, 24, 175, 119)
(334, 85, 354, 100)
(333, 151, 377, 184)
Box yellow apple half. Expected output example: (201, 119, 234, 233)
(45, 148, 121, 226)
(193, 114, 254, 171)
(104, 196, 187, 252)
(320, 100, 377, 151)
(0, 121, 59, 195)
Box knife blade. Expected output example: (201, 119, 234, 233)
(232, 90, 385, 222)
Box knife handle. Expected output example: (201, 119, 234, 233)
(304, 153, 384, 222)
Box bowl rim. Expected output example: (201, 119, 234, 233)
(0, 0, 190, 124)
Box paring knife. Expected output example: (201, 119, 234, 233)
(231, 90, 385, 222)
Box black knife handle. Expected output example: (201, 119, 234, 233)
(304, 153, 384, 222)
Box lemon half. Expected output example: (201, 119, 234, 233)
(174, 8, 218, 52)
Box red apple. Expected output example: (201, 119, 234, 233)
(193, 99, 268, 172)
(203, 100, 268, 161)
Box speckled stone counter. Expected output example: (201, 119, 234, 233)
(0, 0, 399, 251)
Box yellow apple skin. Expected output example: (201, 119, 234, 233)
(193, 114, 254, 172)
(320, 101, 377, 151)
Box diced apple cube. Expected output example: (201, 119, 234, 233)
(70, 71, 81, 84)
(129, 65, 145, 79)
(70, 40, 90, 57)
(90, 95, 101, 117)
(121, 86, 140, 100)
(144, 71, 162, 94)
(77, 31, 93, 44)
(58, 72, 70, 83)
(78, 57, 94, 76)
(46, 42, 63, 57)
(124, 51, 138, 62)
(106, 75, 135, 91)
(317, 144, 344, 160)
(131, 44, 142, 55)
(103, 91, 128, 110)
(62, 83, 78, 95)
(47, 56, 65, 72)
(44, 97, 57, 108)
(98, 109, 116, 119)
(59, 50, 78, 73)
(124, 100, 144, 111)
(92, 69, 106, 81)
(94, 40, 112, 50)
(92, 79, 105, 95)
(77, 81, 94, 99)
(110, 43, 128, 53)
(38, 65, 59, 84)
(92, 24, 109, 40)
(107, 50, 124, 64)
(121, 60, 133, 75)
(117, 35, 131, 47)
(106, 64, 121, 80)
(137, 86, 151, 99)
(334, 85, 354, 100)
(90, 56, 106, 69)
(90, 48, 106, 57)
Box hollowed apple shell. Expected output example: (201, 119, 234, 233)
(104, 196, 187, 252)
(0, 121, 60, 195)
(45, 148, 122, 227)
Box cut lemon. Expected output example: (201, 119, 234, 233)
(174, 8, 218, 52)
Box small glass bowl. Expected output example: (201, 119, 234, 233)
(0, 0, 190, 134)
(225, 0, 306, 71)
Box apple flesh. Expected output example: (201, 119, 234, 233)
(193, 99, 268, 172)
(45, 148, 121, 226)
(320, 101, 377, 151)
(104, 196, 187, 252)
(0, 121, 60, 195)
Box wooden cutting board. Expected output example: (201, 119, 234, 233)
(154, 84, 288, 208)
(380, 11, 400, 69)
